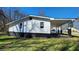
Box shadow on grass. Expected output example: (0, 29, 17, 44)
(72, 35, 79, 38)
(0, 37, 20, 40)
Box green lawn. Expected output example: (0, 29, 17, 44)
(0, 35, 79, 51)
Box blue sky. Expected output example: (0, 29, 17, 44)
(18, 7, 79, 18)
(4, 7, 79, 18)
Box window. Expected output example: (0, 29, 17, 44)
(40, 22, 44, 28)
(19, 23, 22, 29)
(29, 17, 32, 20)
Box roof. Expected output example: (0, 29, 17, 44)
(29, 15, 50, 19)
(50, 20, 72, 27)
(6, 15, 50, 27)
(6, 15, 74, 27)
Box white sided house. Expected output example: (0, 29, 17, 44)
(7, 15, 74, 37)
(7, 15, 52, 37)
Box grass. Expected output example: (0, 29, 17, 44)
(0, 35, 79, 51)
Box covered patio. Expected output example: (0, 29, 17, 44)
(50, 19, 73, 36)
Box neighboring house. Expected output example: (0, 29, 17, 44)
(7, 15, 73, 37)
(73, 18, 79, 32)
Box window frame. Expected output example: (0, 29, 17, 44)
(40, 22, 44, 28)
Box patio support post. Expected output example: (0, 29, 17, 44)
(60, 26, 62, 34)
(67, 21, 73, 37)
(68, 27, 72, 36)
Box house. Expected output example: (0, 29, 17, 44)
(7, 15, 73, 37)
(73, 18, 79, 32)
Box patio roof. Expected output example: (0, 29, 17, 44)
(50, 20, 72, 27)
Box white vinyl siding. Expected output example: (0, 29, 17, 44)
(9, 18, 50, 34)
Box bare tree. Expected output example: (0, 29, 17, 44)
(0, 7, 28, 36)
(0, 9, 8, 31)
